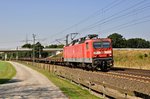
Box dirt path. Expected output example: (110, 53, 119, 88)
(0, 62, 68, 99)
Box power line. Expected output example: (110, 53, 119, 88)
(53, 0, 119, 35)
(48, 0, 123, 44)
(111, 16, 150, 31)
(77, 0, 148, 33)
(47, 0, 150, 45)
(100, 14, 150, 33)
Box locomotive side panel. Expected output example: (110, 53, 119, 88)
(64, 43, 84, 63)
(74, 44, 84, 62)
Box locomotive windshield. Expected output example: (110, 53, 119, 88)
(93, 42, 110, 48)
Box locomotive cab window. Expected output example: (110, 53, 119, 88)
(103, 42, 110, 48)
(93, 42, 110, 48)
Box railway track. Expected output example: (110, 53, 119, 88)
(109, 68, 150, 83)
(111, 67, 150, 76)
(107, 72, 150, 83)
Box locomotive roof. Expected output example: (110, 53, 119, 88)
(67, 34, 111, 46)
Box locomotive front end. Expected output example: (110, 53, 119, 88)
(92, 39, 113, 71)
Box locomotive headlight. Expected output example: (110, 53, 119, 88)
(104, 51, 111, 54)
(93, 51, 101, 54)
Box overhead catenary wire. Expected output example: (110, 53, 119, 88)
(109, 16, 150, 31)
(50, 0, 120, 36)
(52, 0, 149, 44)
(82, 3, 150, 33)
(48, 0, 124, 44)
(77, 0, 148, 33)
(99, 14, 150, 33)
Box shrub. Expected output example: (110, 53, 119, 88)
(144, 53, 148, 57)
(138, 54, 143, 59)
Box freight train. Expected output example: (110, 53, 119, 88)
(20, 34, 113, 71)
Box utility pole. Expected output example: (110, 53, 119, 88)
(39, 46, 41, 58)
(32, 34, 36, 64)
(16, 46, 18, 60)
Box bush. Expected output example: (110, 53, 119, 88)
(138, 54, 143, 59)
(144, 54, 148, 57)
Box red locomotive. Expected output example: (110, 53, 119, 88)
(63, 34, 113, 71)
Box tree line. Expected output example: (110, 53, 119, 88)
(108, 33, 150, 48)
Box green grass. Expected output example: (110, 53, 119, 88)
(20, 62, 101, 99)
(0, 61, 16, 84)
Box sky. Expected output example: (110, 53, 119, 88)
(0, 0, 150, 48)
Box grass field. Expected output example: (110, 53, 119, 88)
(20, 62, 101, 99)
(114, 50, 150, 69)
(0, 61, 16, 84)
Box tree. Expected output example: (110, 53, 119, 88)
(19, 43, 32, 58)
(34, 42, 44, 58)
(127, 38, 150, 48)
(57, 44, 64, 48)
(21, 42, 49, 58)
(22, 43, 32, 48)
(108, 33, 126, 48)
